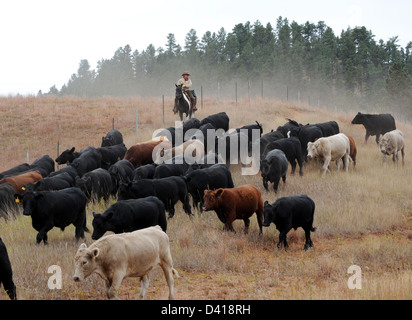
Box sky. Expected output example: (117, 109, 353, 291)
(1, 0, 411, 96)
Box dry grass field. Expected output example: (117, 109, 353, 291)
(0, 95, 411, 300)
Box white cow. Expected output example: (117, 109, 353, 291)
(379, 129, 405, 165)
(73, 226, 178, 300)
(307, 133, 350, 176)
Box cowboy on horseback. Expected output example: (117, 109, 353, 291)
(174, 71, 197, 113)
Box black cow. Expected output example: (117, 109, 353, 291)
(263, 137, 304, 176)
(75, 168, 113, 202)
(108, 159, 135, 191)
(263, 194, 316, 251)
(351, 112, 396, 144)
(276, 119, 302, 137)
(184, 163, 234, 212)
(30, 155, 55, 177)
(0, 238, 17, 300)
(199, 112, 230, 132)
(0, 163, 30, 180)
(16, 187, 88, 244)
(101, 129, 123, 147)
(260, 149, 288, 193)
(313, 121, 340, 137)
(256, 130, 285, 159)
(97, 143, 127, 169)
(182, 117, 201, 135)
(91, 197, 167, 240)
(153, 158, 190, 179)
(49, 165, 79, 182)
(26, 172, 73, 191)
(133, 163, 157, 180)
(236, 121, 263, 155)
(55, 147, 82, 165)
(69, 147, 102, 177)
(118, 176, 192, 218)
(289, 124, 323, 161)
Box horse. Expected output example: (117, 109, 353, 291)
(174, 84, 194, 121)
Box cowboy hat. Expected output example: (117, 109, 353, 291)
(182, 71, 190, 76)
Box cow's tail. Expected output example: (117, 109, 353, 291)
(311, 227, 317, 232)
(84, 226, 90, 233)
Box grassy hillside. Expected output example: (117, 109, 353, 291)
(0, 95, 411, 300)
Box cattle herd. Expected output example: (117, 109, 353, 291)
(0, 110, 405, 300)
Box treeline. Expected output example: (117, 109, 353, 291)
(46, 17, 412, 112)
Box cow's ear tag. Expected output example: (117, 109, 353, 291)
(15, 198, 20, 203)
(21, 186, 26, 191)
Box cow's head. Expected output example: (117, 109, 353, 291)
(75, 176, 92, 196)
(306, 141, 318, 160)
(55, 147, 75, 165)
(260, 159, 270, 178)
(15, 191, 43, 216)
(351, 112, 364, 125)
(117, 182, 134, 201)
(379, 137, 392, 155)
(263, 200, 277, 227)
(91, 211, 113, 240)
(202, 188, 224, 211)
(73, 243, 100, 282)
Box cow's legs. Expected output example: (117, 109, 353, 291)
(303, 227, 314, 251)
(106, 272, 124, 300)
(401, 148, 405, 165)
(290, 160, 297, 175)
(321, 157, 331, 176)
(375, 134, 380, 145)
(160, 263, 175, 300)
(243, 218, 250, 234)
(36, 223, 53, 245)
(137, 275, 150, 300)
(277, 228, 291, 251)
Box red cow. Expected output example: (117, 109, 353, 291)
(0, 170, 43, 194)
(124, 140, 171, 168)
(202, 184, 263, 234)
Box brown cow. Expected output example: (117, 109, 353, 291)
(202, 184, 264, 234)
(124, 140, 172, 168)
(345, 134, 357, 167)
(0, 170, 42, 194)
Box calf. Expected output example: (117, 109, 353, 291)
(118, 176, 192, 218)
(263, 195, 316, 251)
(101, 129, 123, 147)
(73, 226, 179, 300)
(379, 129, 405, 165)
(307, 133, 350, 176)
(16, 187, 88, 244)
(184, 164, 234, 212)
(92, 196, 167, 240)
(260, 149, 288, 193)
(202, 184, 263, 234)
(75, 168, 113, 202)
